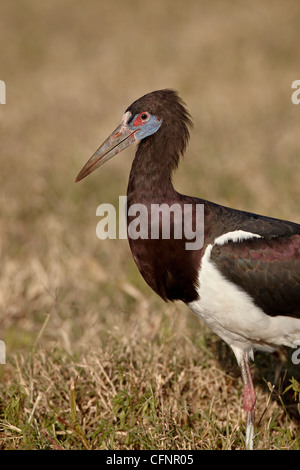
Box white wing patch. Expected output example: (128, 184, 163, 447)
(214, 230, 262, 246)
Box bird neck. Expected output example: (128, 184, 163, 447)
(127, 131, 179, 203)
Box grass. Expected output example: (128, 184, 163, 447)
(0, 0, 300, 450)
(1, 333, 299, 450)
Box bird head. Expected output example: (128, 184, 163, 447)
(75, 89, 192, 182)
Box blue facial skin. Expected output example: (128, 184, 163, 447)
(129, 114, 163, 141)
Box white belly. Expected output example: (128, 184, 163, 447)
(187, 232, 300, 364)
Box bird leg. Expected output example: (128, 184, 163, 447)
(240, 353, 256, 450)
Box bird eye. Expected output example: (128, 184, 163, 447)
(140, 112, 149, 121)
(132, 112, 151, 127)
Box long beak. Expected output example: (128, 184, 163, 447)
(75, 112, 137, 182)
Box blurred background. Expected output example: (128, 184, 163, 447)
(0, 0, 299, 449)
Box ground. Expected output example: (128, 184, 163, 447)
(0, 0, 299, 450)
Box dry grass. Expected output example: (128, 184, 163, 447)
(0, 0, 299, 450)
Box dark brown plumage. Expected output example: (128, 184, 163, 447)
(124, 91, 300, 316)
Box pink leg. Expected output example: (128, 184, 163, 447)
(240, 353, 256, 450)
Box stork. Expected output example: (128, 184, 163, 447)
(76, 89, 300, 450)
